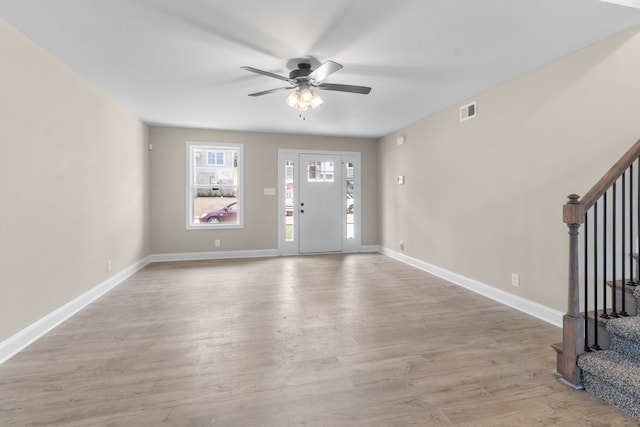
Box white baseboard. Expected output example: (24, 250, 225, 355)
(0, 256, 152, 365)
(150, 246, 380, 262)
(380, 247, 563, 328)
(149, 249, 280, 263)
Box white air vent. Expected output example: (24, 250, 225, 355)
(459, 101, 477, 122)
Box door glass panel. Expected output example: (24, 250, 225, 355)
(346, 162, 355, 240)
(307, 161, 334, 182)
(285, 160, 294, 242)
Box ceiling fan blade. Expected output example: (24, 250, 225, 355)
(248, 87, 293, 97)
(241, 66, 291, 82)
(308, 60, 343, 82)
(318, 83, 371, 94)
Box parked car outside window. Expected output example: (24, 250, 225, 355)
(199, 202, 238, 223)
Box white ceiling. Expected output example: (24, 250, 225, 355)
(2, 0, 640, 138)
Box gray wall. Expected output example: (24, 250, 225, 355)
(0, 18, 150, 343)
(378, 26, 640, 312)
(149, 127, 378, 254)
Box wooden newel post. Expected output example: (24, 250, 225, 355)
(558, 194, 585, 388)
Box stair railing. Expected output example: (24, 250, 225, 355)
(559, 138, 640, 387)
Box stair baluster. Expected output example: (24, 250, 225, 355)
(622, 171, 628, 316)
(612, 182, 619, 318)
(630, 163, 635, 289)
(584, 211, 590, 352)
(593, 202, 601, 350)
(602, 192, 610, 320)
(637, 157, 640, 284)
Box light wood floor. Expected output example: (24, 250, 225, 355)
(0, 253, 637, 426)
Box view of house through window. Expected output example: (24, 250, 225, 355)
(307, 160, 334, 182)
(187, 142, 243, 229)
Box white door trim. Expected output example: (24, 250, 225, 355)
(278, 149, 361, 255)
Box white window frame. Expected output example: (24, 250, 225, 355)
(186, 141, 244, 230)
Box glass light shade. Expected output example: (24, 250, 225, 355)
(300, 88, 313, 102)
(285, 88, 323, 111)
(286, 91, 299, 107)
(310, 95, 324, 108)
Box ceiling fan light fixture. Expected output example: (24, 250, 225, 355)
(285, 88, 323, 111)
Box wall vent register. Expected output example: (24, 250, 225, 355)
(460, 101, 477, 122)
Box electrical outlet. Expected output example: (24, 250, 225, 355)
(214, 239, 221, 247)
(511, 273, 519, 287)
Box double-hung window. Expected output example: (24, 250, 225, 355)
(186, 142, 243, 229)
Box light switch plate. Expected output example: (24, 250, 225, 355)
(397, 176, 405, 185)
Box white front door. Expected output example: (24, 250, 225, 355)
(278, 149, 361, 255)
(298, 154, 343, 253)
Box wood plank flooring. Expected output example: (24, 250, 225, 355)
(0, 253, 637, 426)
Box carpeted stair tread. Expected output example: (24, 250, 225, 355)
(606, 317, 640, 363)
(606, 316, 640, 339)
(582, 374, 640, 420)
(578, 350, 640, 419)
(578, 350, 640, 397)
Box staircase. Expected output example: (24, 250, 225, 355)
(578, 287, 640, 420)
(555, 138, 640, 417)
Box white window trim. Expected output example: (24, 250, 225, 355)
(186, 141, 244, 230)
